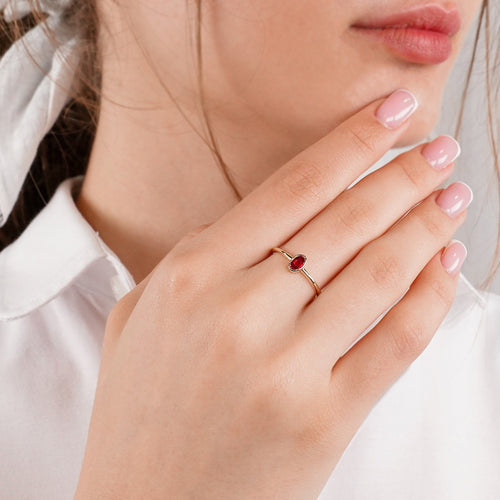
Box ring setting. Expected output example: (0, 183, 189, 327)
(288, 254, 307, 272)
(271, 247, 322, 298)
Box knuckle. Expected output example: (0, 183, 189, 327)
(159, 248, 206, 293)
(390, 318, 428, 361)
(416, 208, 450, 240)
(281, 160, 325, 207)
(366, 251, 407, 290)
(428, 276, 456, 309)
(346, 124, 378, 156)
(335, 195, 377, 239)
(395, 157, 424, 196)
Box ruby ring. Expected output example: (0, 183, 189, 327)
(271, 247, 322, 298)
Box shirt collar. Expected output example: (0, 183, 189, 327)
(0, 175, 136, 320)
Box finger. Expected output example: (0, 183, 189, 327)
(296, 182, 472, 370)
(252, 135, 459, 308)
(197, 89, 418, 270)
(327, 243, 466, 442)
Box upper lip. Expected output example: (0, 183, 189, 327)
(351, 3, 462, 37)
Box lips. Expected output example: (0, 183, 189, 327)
(351, 3, 462, 64)
(353, 4, 462, 37)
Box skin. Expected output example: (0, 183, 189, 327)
(75, 98, 467, 499)
(73, 1, 483, 498)
(77, 0, 482, 284)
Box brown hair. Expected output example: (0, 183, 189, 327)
(0, 0, 498, 290)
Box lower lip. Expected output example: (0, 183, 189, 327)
(351, 26, 453, 64)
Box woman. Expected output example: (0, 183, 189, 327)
(0, 0, 498, 498)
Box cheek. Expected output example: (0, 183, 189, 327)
(203, 3, 463, 148)
(130, 0, 481, 152)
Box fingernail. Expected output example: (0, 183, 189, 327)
(421, 135, 461, 170)
(441, 240, 467, 276)
(375, 89, 419, 129)
(435, 181, 473, 218)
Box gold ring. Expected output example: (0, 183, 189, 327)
(271, 247, 321, 298)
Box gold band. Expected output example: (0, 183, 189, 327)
(271, 247, 321, 297)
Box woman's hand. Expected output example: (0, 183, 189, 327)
(73, 89, 470, 500)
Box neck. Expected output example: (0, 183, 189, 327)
(76, 84, 310, 284)
(74, 2, 342, 285)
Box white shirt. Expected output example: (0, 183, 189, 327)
(0, 175, 499, 500)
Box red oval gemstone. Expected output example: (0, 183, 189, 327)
(289, 254, 306, 271)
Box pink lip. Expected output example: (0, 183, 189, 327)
(351, 3, 462, 64)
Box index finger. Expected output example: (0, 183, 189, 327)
(199, 89, 418, 269)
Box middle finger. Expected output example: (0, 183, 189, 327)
(252, 135, 460, 308)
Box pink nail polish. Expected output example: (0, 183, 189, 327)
(441, 240, 467, 276)
(435, 182, 473, 218)
(375, 89, 419, 129)
(421, 135, 461, 170)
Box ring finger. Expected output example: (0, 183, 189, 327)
(295, 183, 472, 371)
(251, 135, 460, 310)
